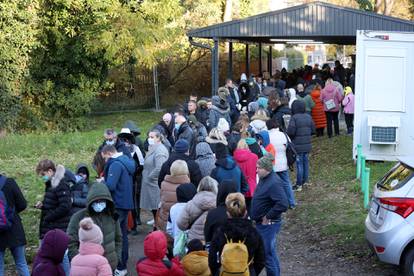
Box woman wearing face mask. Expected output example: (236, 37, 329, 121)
(67, 182, 122, 271)
(140, 129, 169, 230)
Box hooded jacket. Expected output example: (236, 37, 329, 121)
(70, 163, 90, 214)
(156, 174, 191, 231)
(321, 84, 343, 112)
(104, 153, 136, 210)
(195, 142, 216, 178)
(67, 183, 122, 270)
(182, 251, 210, 276)
(70, 242, 113, 276)
(233, 148, 259, 197)
(310, 88, 327, 129)
(270, 104, 291, 131)
(32, 229, 69, 276)
(0, 176, 27, 251)
(39, 165, 72, 239)
(177, 191, 217, 242)
(136, 231, 184, 276)
(208, 218, 265, 276)
(211, 156, 249, 194)
(204, 181, 237, 243)
(287, 100, 315, 153)
(256, 130, 276, 161)
(296, 93, 315, 113)
(167, 184, 197, 248)
(268, 128, 289, 172)
(208, 96, 231, 130)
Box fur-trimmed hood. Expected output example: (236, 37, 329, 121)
(51, 165, 66, 189)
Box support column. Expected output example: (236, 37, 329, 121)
(227, 42, 233, 80)
(211, 38, 220, 96)
(245, 44, 250, 77)
(258, 43, 262, 75)
(268, 45, 273, 75)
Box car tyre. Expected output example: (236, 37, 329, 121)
(402, 246, 414, 276)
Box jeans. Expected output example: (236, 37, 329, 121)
(0, 246, 30, 276)
(296, 153, 309, 186)
(117, 209, 129, 270)
(325, 111, 339, 137)
(40, 239, 70, 276)
(277, 170, 296, 207)
(256, 221, 282, 276)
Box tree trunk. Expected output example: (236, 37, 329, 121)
(223, 0, 233, 22)
(384, 0, 395, 15)
(374, 0, 384, 13)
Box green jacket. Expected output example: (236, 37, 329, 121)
(67, 182, 122, 270)
(296, 94, 315, 113)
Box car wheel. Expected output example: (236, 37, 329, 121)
(402, 246, 414, 276)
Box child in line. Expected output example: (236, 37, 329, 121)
(181, 239, 210, 276)
(342, 86, 355, 135)
(70, 217, 112, 276)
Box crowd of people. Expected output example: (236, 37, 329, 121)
(0, 61, 355, 276)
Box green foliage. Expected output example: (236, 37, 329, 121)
(356, 0, 374, 11)
(0, 85, 22, 130)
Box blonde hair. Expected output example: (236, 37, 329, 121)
(236, 139, 249, 150)
(197, 176, 218, 194)
(251, 108, 269, 121)
(225, 193, 246, 218)
(170, 160, 189, 176)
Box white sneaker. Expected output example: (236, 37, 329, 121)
(114, 269, 128, 276)
(146, 219, 154, 225)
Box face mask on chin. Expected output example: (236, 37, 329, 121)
(105, 140, 115, 146)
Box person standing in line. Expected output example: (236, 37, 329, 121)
(100, 145, 136, 276)
(287, 100, 315, 192)
(0, 174, 30, 276)
(266, 119, 296, 208)
(251, 154, 288, 276)
(141, 129, 169, 228)
(321, 80, 343, 138)
(342, 86, 355, 135)
(310, 84, 327, 137)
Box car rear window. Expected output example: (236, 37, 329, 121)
(377, 162, 414, 191)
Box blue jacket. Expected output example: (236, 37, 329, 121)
(211, 156, 249, 194)
(250, 171, 288, 222)
(104, 154, 136, 210)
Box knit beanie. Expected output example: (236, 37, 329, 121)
(78, 217, 103, 245)
(257, 153, 275, 172)
(174, 139, 189, 153)
(188, 115, 198, 125)
(215, 143, 229, 159)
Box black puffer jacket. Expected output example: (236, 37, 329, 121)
(0, 175, 27, 250)
(39, 165, 72, 239)
(174, 121, 194, 147)
(287, 100, 316, 153)
(270, 104, 291, 131)
(208, 218, 265, 276)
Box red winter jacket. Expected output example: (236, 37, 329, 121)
(136, 231, 184, 276)
(233, 149, 259, 198)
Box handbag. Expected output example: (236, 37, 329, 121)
(283, 132, 297, 170)
(173, 230, 188, 258)
(324, 99, 336, 110)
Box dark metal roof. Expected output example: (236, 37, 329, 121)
(187, 1, 414, 45)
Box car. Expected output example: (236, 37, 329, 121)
(365, 157, 414, 275)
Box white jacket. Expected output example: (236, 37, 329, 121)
(268, 128, 289, 172)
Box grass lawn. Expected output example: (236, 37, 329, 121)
(0, 111, 394, 269)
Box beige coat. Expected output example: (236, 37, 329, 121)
(156, 174, 191, 231)
(177, 191, 216, 242)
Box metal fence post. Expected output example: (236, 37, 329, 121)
(356, 144, 362, 179)
(364, 168, 371, 209)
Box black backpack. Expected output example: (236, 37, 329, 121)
(283, 132, 297, 170)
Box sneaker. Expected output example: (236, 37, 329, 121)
(146, 219, 154, 225)
(293, 185, 302, 192)
(114, 269, 127, 276)
(304, 182, 312, 186)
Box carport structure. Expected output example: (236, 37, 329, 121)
(187, 1, 414, 95)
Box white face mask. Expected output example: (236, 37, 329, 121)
(148, 138, 155, 145)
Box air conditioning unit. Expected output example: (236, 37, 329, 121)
(368, 115, 400, 145)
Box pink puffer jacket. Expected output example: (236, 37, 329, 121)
(70, 242, 112, 276)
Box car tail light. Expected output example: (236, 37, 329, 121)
(375, 246, 385, 253)
(379, 198, 414, 218)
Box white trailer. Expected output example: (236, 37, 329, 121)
(353, 30, 414, 161)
